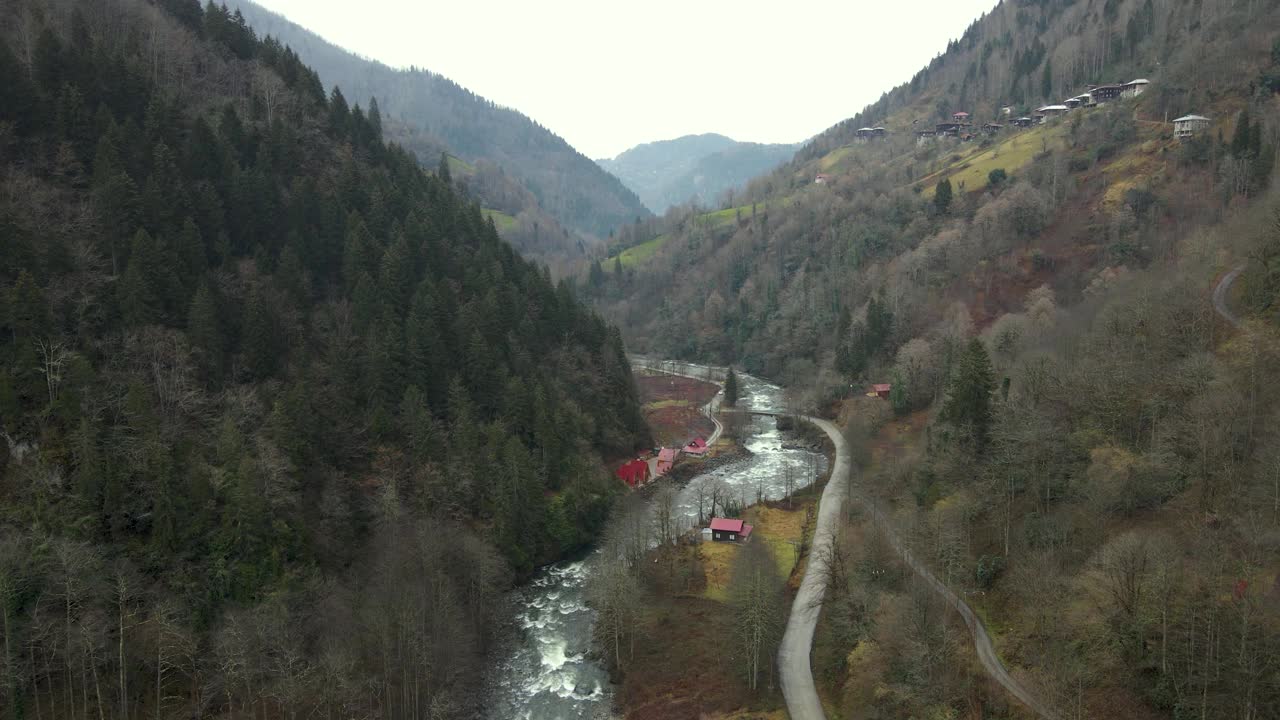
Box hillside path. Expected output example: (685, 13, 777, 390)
(777, 416, 850, 720)
(1214, 263, 1246, 328)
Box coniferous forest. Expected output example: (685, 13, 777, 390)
(0, 1, 649, 718)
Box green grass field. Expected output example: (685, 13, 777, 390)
(481, 208, 518, 231)
(616, 234, 668, 267)
(920, 121, 1069, 196)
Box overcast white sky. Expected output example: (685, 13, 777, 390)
(250, 0, 999, 159)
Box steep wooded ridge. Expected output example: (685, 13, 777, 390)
(598, 133, 800, 214)
(0, 1, 648, 718)
(225, 0, 652, 242)
(590, 0, 1280, 718)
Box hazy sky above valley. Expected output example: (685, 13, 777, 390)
(251, 0, 999, 159)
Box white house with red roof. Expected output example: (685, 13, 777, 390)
(684, 436, 709, 456)
(709, 517, 754, 542)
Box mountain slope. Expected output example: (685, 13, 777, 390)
(227, 0, 651, 239)
(0, 1, 648, 718)
(587, 0, 1280, 717)
(600, 133, 799, 213)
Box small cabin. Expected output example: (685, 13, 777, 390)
(1011, 117, 1035, 128)
(936, 122, 964, 136)
(982, 122, 1004, 135)
(916, 130, 937, 145)
(684, 437, 709, 456)
(1091, 84, 1123, 103)
(709, 517, 754, 542)
(1037, 104, 1069, 117)
(615, 459, 650, 487)
(1000, 106, 1013, 116)
(1174, 114, 1210, 139)
(952, 111, 971, 123)
(871, 383, 892, 399)
(656, 447, 678, 475)
(1122, 79, 1149, 98)
(814, 173, 833, 185)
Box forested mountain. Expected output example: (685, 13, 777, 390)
(0, 1, 648, 718)
(599, 133, 799, 213)
(588, 0, 1280, 716)
(224, 0, 652, 240)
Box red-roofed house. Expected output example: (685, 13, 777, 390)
(871, 383, 892, 399)
(656, 447, 678, 475)
(684, 437, 709, 456)
(615, 459, 649, 487)
(952, 111, 971, 122)
(709, 517, 753, 542)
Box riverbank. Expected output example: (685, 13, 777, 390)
(608, 418, 836, 720)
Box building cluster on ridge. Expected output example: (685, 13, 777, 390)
(901, 77, 1209, 148)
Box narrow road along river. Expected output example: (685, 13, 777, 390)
(486, 365, 825, 720)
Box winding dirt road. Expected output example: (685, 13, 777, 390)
(777, 416, 850, 720)
(1214, 263, 1246, 327)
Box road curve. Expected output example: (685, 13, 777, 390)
(777, 416, 850, 720)
(1213, 263, 1245, 328)
(860, 500, 1060, 719)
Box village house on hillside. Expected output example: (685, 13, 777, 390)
(1174, 114, 1211, 139)
(616, 459, 649, 487)
(855, 127, 887, 143)
(1122, 78, 1150, 98)
(1089, 83, 1124, 103)
(684, 437, 709, 456)
(656, 447, 678, 475)
(709, 517, 753, 542)
(814, 173, 832, 184)
(1037, 104, 1069, 118)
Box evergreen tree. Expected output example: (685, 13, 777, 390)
(327, 86, 350, 138)
(240, 287, 277, 380)
(724, 367, 740, 407)
(1040, 58, 1052, 100)
(1231, 110, 1253, 157)
(438, 152, 452, 185)
(7, 270, 49, 338)
(889, 371, 909, 416)
(367, 97, 383, 141)
(940, 338, 996, 450)
(188, 280, 225, 380)
(934, 178, 953, 214)
(118, 229, 166, 326)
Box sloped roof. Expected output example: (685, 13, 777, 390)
(710, 517, 744, 533)
(1174, 114, 1210, 122)
(658, 447, 677, 462)
(1125, 78, 1150, 85)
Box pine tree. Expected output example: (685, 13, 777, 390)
(934, 178, 953, 214)
(118, 229, 165, 326)
(367, 97, 383, 142)
(940, 338, 996, 450)
(400, 384, 440, 464)
(438, 153, 452, 185)
(889, 371, 909, 416)
(7, 270, 49, 338)
(241, 287, 277, 380)
(724, 367, 740, 407)
(1040, 58, 1052, 100)
(1232, 110, 1253, 157)
(188, 280, 225, 380)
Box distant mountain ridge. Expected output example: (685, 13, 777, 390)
(600, 133, 799, 213)
(227, 0, 650, 240)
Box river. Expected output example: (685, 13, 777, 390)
(486, 365, 826, 720)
